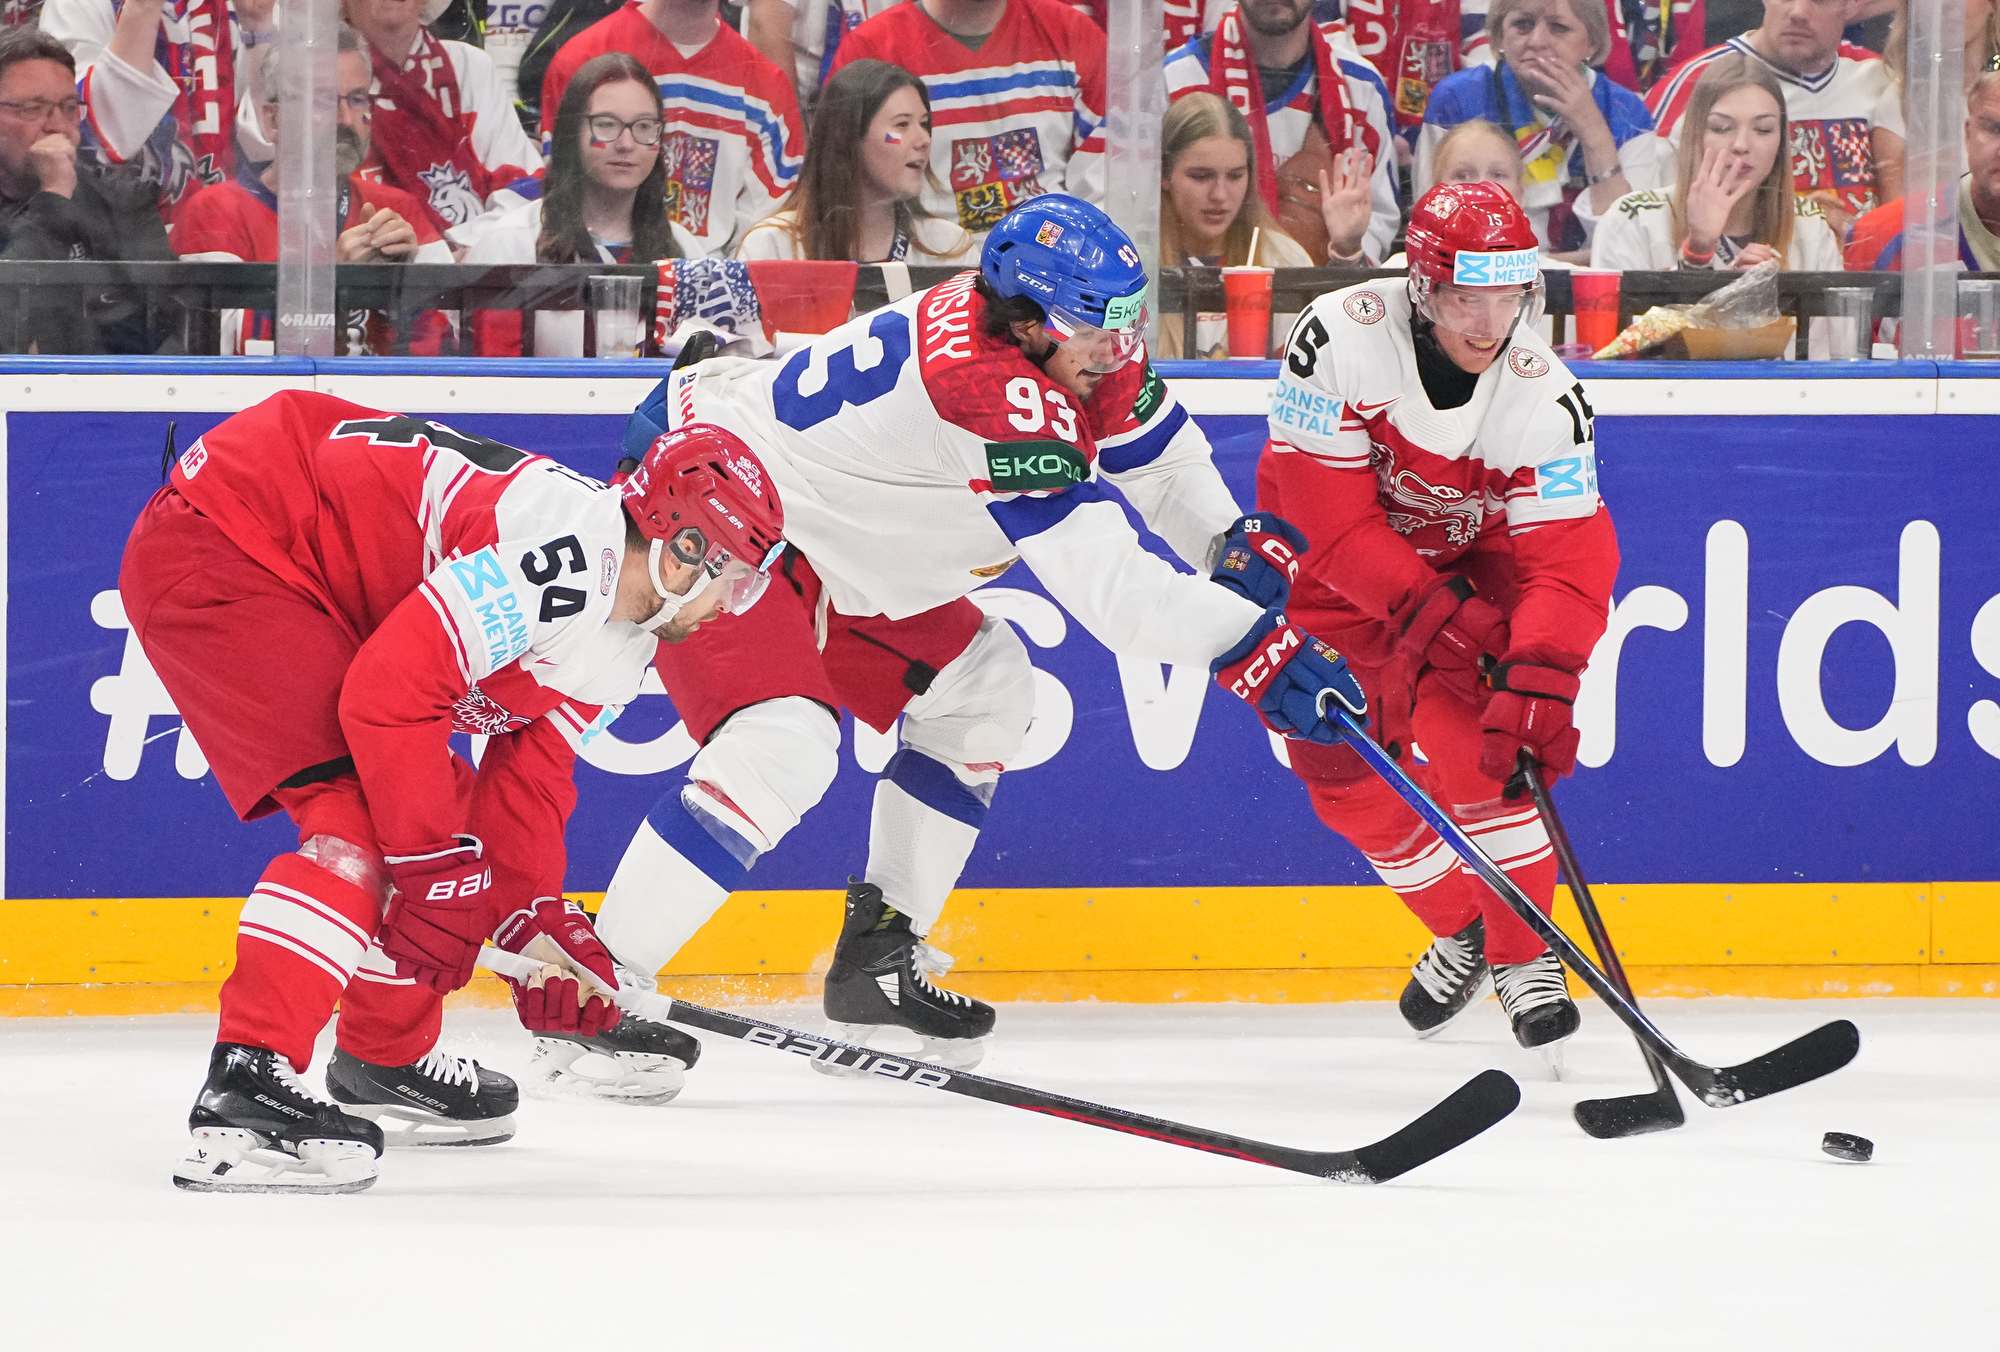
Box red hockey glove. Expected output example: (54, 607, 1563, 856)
(493, 897, 622, 1037)
(1214, 609, 1367, 744)
(1391, 574, 1508, 703)
(1208, 513, 1309, 611)
(379, 836, 493, 994)
(1479, 662, 1582, 786)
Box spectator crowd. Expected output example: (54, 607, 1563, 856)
(0, 0, 1987, 353)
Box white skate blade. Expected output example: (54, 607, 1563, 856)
(1410, 972, 1492, 1041)
(525, 1036, 686, 1106)
(344, 1102, 516, 1148)
(816, 1021, 988, 1074)
(172, 1127, 378, 1195)
(1537, 1041, 1568, 1081)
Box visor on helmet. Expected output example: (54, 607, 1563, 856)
(1044, 302, 1148, 374)
(643, 533, 783, 633)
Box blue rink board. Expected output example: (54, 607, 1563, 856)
(6, 402, 1996, 900)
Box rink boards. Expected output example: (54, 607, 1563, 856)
(1, 358, 1995, 1007)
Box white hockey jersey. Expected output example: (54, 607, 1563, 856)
(1258, 280, 1617, 668)
(653, 270, 1260, 666)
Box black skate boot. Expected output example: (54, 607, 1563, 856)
(822, 881, 995, 1070)
(325, 1046, 518, 1147)
(1494, 951, 1581, 1072)
(1398, 918, 1490, 1037)
(525, 988, 701, 1107)
(173, 1043, 384, 1194)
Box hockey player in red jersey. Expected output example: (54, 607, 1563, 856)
(1258, 181, 1619, 1058)
(117, 393, 784, 1192)
(540, 194, 1365, 1100)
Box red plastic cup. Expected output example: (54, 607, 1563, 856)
(1221, 266, 1275, 358)
(1570, 270, 1622, 353)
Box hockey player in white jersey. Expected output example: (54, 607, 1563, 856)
(533, 194, 1367, 1098)
(1257, 181, 1620, 1056)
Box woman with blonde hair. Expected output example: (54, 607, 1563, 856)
(1589, 54, 1841, 275)
(1156, 91, 1317, 358)
(1416, 0, 1666, 261)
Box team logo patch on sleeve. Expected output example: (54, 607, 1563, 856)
(1131, 363, 1167, 423)
(1508, 347, 1549, 378)
(1343, 290, 1386, 324)
(1271, 374, 1344, 437)
(982, 440, 1090, 492)
(1535, 450, 1598, 502)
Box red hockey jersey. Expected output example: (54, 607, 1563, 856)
(831, 0, 1106, 239)
(540, 7, 804, 255)
(167, 391, 654, 886)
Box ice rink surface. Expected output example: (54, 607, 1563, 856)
(6, 997, 1995, 1351)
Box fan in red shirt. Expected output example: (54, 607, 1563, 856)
(121, 391, 784, 1193)
(1258, 182, 1619, 1062)
(172, 30, 453, 355)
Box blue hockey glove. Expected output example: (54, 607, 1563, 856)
(1208, 513, 1309, 610)
(1213, 609, 1367, 744)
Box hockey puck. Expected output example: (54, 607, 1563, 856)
(1821, 1131, 1874, 1162)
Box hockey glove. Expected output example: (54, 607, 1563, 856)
(379, 836, 493, 994)
(1390, 574, 1508, 704)
(1479, 661, 1582, 787)
(1214, 608, 1367, 744)
(1207, 513, 1309, 611)
(494, 897, 622, 1037)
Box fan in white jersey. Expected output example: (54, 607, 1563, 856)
(1258, 181, 1619, 1062)
(537, 193, 1367, 1093)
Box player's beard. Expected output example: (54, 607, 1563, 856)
(335, 126, 365, 180)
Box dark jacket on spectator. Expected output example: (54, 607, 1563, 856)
(0, 161, 174, 355)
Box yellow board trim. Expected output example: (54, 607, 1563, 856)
(3, 881, 1996, 1016)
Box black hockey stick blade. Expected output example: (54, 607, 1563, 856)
(1328, 706, 1861, 1111)
(1573, 1082, 1687, 1139)
(1662, 1018, 1861, 1109)
(1515, 758, 1687, 1140)
(477, 947, 1520, 1184)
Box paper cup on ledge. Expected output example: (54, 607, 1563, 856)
(1220, 266, 1275, 359)
(1569, 270, 1621, 353)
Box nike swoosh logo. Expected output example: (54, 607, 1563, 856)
(1348, 396, 1400, 419)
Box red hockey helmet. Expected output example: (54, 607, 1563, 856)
(620, 423, 785, 626)
(1403, 181, 1545, 340)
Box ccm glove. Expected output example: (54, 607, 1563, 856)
(1207, 513, 1309, 610)
(379, 836, 493, 994)
(1214, 608, 1367, 745)
(1479, 661, 1582, 785)
(494, 897, 622, 1037)
(1391, 574, 1507, 702)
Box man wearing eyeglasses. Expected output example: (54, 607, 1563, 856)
(0, 26, 170, 353)
(173, 28, 453, 355)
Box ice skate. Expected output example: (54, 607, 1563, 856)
(1398, 918, 1490, 1038)
(525, 972, 701, 1106)
(821, 881, 994, 1071)
(1494, 950, 1580, 1076)
(173, 1043, 384, 1194)
(324, 1046, 518, 1146)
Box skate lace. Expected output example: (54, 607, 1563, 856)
(1412, 931, 1481, 1003)
(267, 1057, 335, 1107)
(1493, 956, 1569, 1015)
(413, 1047, 479, 1093)
(912, 942, 970, 1007)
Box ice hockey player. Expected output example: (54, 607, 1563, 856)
(532, 192, 1366, 1101)
(117, 391, 783, 1191)
(1257, 181, 1619, 1059)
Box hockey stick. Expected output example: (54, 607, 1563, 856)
(476, 946, 1520, 1184)
(1516, 755, 1685, 1139)
(1323, 701, 1859, 1108)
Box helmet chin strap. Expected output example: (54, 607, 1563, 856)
(639, 537, 696, 634)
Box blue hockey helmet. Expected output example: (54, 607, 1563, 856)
(980, 194, 1150, 372)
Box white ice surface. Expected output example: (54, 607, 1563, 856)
(5, 998, 1996, 1350)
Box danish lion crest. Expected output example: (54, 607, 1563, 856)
(1374, 456, 1485, 551)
